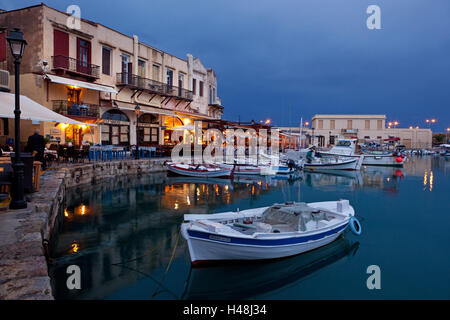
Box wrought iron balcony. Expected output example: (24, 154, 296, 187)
(116, 73, 193, 101)
(52, 55, 100, 79)
(53, 100, 100, 119)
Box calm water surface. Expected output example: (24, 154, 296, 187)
(48, 156, 450, 299)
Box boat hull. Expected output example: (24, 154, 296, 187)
(166, 164, 231, 178)
(362, 155, 405, 167)
(304, 159, 358, 171)
(182, 223, 348, 265)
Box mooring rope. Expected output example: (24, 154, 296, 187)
(151, 227, 181, 297)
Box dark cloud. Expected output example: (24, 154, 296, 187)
(5, 0, 450, 130)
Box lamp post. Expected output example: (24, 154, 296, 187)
(134, 104, 140, 160)
(311, 127, 315, 146)
(7, 28, 27, 209)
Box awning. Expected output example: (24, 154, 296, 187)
(174, 111, 215, 120)
(45, 74, 118, 94)
(0, 92, 96, 126)
(115, 101, 177, 117)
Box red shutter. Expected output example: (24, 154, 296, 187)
(53, 30, 69, 56)
(53, 30, 69, 69)
(0, 32, 6, 62)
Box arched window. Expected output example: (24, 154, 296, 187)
(138, 114, 159, 124)
(101, 109, 130, 122)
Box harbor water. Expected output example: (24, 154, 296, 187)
(48, 156, 450, 299)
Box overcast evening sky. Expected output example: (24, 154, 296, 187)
(2, 0, 450, 131)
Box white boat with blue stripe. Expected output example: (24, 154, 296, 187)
(181, 199, 361, 266)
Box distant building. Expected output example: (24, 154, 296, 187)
(0, 3, 223, 146)
(277, 114, 432, 149)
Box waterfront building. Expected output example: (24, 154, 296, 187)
(0, 3, 223, 147)
(277, 114, 432, 150)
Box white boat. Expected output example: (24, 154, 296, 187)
(303, 156, 362, 171)
(321, 139, 406, 167)
(181, 199, 361, 265)
(260, 165, 296, 175)
(166, 162, 232, 178)
(221, 163, 265, 176)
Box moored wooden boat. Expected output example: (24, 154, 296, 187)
(303, 157, 360, 171)
(181, 200, 361, 265)
(165, 162, 232, 178)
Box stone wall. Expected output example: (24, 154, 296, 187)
(0, 159, 166, 300)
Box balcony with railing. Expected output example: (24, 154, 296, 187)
(116, 73, 193, 101)
(52, 55, 100, 80)
(53, 100, 100, 119)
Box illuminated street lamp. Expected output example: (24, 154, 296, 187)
(7, 28, 27, 209)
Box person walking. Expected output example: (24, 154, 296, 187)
(26, 129, 46, 170)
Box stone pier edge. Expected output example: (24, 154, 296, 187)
(0, 158, 167, 300)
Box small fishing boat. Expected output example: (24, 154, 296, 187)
(181, 199, 361, 265)
(303, 157, 362, 171)
(221, 163, 264, 176)
(321, 139, 406, 167)
(260, 165, 296, 175)
(165, 162, 232, 178)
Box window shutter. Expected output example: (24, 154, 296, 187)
(102, 48, 110, 75)
(0, 32, 6, 62)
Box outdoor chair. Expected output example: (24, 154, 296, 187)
(0, 163, 12, 202)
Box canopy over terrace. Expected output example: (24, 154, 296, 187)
(0, 92, 96, 126)
(199, 119, 272, 131)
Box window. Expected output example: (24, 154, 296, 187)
(101, 109, 130, 122)
(0, 32, 6, 62)
(347, 120, 352, 129)
(377, 120, 382, 130)
(330, 120, 335, 130)
(166, 69, 173, 86)
(178, 73, 184, 88)
(121, 54, 130, 71)
(329, 135, 335, 145)
(121, 54, 131, 84)
(139, 114, 159, 124)
(138, 59, 146, 78)
(77, 38, 91, 74)
(53, 30, 69, 69)
(152, 64, 160, 81)
(199, 81, 204, 97)
(102, 47, 111, 75)
(192, 79, 197, 95)
(365, 120, 370, 130)
(318, 120, 323, 129)
(53, 30, 69, 57)
(209, 85, 216, 104)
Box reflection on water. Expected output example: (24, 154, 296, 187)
(182, 237, 359, 300)
(48, 156, 450, 299)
